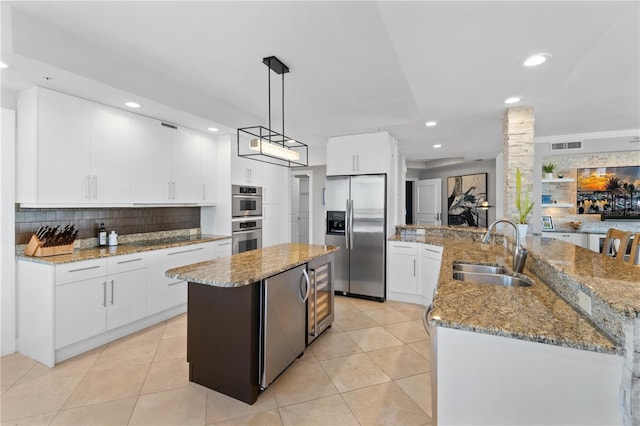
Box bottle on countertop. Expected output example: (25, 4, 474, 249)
(108, 230, 118, 246)
(98, 223, 107, 246)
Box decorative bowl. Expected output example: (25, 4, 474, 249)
(569, 221, 583, 230)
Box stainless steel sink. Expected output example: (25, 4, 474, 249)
(452, 261, 507, 275)
(452, 271, 533, 287)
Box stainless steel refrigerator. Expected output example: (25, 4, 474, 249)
(325, 174, 386, 301)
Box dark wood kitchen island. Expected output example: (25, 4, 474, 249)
(165, 243, 337, 404)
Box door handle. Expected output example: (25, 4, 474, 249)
(312, 269, 318, 336)
(301, 269, 310, 303)
(349, 199, 355, 250)
(413, 259, 416, 277)
(102, 281, 107, 307)
(345, 199, 350, 250)
(110, 279, 114, 305)
(92, 176, 98, 199)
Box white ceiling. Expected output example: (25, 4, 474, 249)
(1, 1, 639, 165)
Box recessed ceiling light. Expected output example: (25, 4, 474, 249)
(207, 127, 219, 132)
(125, 101, 141, 108)
(0, 61, 8, 69)
(524, 54, 550, 67)
(425, 121, 437, 127)
(504, 97, 521, 104)
(433, 144, 442, 149)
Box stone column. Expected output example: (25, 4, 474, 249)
(503, 106, 535, 224)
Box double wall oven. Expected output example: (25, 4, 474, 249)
(232, 185, 263, 254)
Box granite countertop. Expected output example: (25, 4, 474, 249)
(16, 234, 230, 265)
(392, 233, 634, 355)
(166, 243, 338, 288)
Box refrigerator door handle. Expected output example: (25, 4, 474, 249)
(345, 199, 350, 250)
(349, 199, 355, 250)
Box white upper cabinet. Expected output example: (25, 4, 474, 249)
(201, 136, 217, 204)
(326, 132, 393, 176)
(90, 106, 132, 203)
(130, 116, 172, 203)
(17, 87, 217, 206)
(36, 89, 92, 204)
(171, 127, 204, 203)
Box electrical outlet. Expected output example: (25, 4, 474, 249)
(578, 289, 592, 315)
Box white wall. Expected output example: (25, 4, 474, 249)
(1, 108, 16, 355)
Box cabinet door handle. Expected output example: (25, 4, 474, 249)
(85, 176, 91, 199)
(413, 259, 416, 277)
(393, 245, 414, 249)
(110, 280, 114, 305)
(68, 265, 101, 273)
(168, 281, 182, 287)
(117, 258, 143, 264)
(92, 176, 98, 199)
(102, 281, 107, 307)
(217, 242, 231, 247)
(167, 247, 204, 255)
(423, 248, 441, 254)
(168, 182, 172, 200)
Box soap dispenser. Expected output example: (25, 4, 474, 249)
(108, 230, 119, 246)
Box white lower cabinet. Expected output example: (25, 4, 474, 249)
(146, 242, 216, 315)
(55, 277, 108, 349)
(106, 269, 147, 330)
(418, 244, 443, 306)
(388, 242, 418, 297)
(18, 241, 217, 366)
(542, 231, 588, 249)
(388, 241, 443, 306)
(433, 327, 623, 425)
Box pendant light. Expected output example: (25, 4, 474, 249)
(237, 56, 308, 167)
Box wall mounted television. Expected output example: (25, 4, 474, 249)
(576, 165, 640, 219)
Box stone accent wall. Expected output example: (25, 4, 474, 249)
(503, 107, 535, 226)
(542, 150, 640, 217)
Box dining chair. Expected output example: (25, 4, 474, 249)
(602, 228, 632, 263)
(626, 233, 639, 266)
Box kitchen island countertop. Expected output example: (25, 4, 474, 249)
(166, 243, 339, 287)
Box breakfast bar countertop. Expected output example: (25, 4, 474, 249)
(166, 243, 339, 288)
(391, 226, 640, 355)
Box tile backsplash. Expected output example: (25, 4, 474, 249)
(15, 206, 200, 245)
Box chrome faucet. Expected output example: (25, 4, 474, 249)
(482, 218, 528, 274)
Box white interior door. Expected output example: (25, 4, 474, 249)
(415, 178, 442, 225)
(290, 176, 300, 243)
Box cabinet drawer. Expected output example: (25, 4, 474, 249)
(215, 239, 232, 259)
(147, 279, 187, 316)
(55, 259, 107, 285)
(107, 252, 147, 275)
(388, 242, 418, 255)
(147, 242, 215, 282)
(420, 244, 443, 260)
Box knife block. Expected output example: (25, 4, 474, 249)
(24, 235, 74, 257)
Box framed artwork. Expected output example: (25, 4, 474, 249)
(576, 166, 640, 219)
(541, 215, 554, 230)
(447, 173, 488, 228)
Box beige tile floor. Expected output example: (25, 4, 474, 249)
(1, 296, 432, 425)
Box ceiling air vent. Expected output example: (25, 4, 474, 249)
(550, 141, 582, 151)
